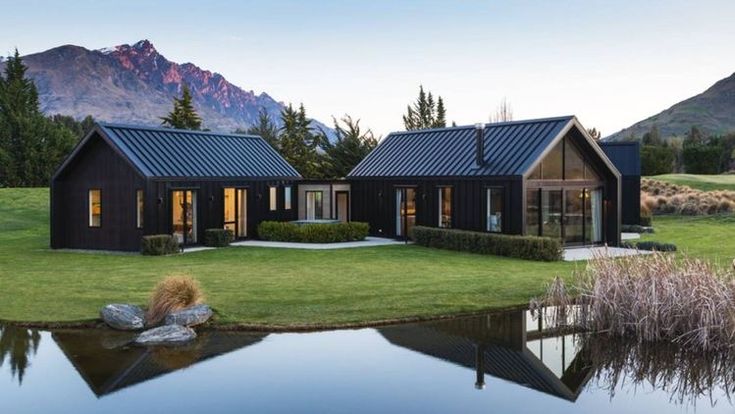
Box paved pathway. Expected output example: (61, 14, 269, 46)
(621, 232, 641, 240)
(231, 236, 404, 250)
(563, 246, 652, 261)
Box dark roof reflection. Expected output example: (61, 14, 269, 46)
(378, 310, 593, 401)
(52, 329, 267, 397)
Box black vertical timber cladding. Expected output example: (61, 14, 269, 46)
(349, 177, 522, 238)
(600, 141, 641, 225)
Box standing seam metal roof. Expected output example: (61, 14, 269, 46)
(348, 116, 574, 177)
(96, 123, 301, 178)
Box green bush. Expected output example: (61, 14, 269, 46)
(639, 214, 652, 227)
(412, 226, 562, 261)
(204, 228, 234, 247)
(621, 224, 654, 234)
(622, 240, 676, 252)
(257, 221, 369, 243)
(141, 234, 180, 255)
(641, 145, 675, 176)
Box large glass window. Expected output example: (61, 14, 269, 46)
(564, 142, 585, 180)
(284, 186, 292, 210)
(586, 188, 603, 243)
(224, 188, 236, 234)
(269, 186, 277, 211)
(306, 191, 323, 220)
(89, 189, 101, 227)
(541, 190, 563, 238)
(396, 188, 416, 237)
(526, 189, 539, 236)
(172, 190, 197, 244)
(529, 136, 603, 181)
(438, 187, 452, 228)
(486, 188, 504, 232)
(564, 189, 584, 244)
(136, 190, 144, 229)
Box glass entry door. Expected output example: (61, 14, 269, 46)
(527, 187, 604, 245)
(396, 188, 416, 238)
(172, 190, 197, 245)
(335, 191, 349, 223)
(224, 188, 247, 238)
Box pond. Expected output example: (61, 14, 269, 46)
(1, 310, 733, 413)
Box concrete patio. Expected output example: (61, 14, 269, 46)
(231, 236, 403, 250)
(563, 246, 653, 262)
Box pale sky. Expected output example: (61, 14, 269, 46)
(2, 0, 734, 137)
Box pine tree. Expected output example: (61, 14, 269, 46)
(278, 103, 323, 178)
(402, 85, 447, 130)
(586, 127, 602, 141)
(319, 115, 378, 178)
(160, 85, 202, 130)
(244, 108, 279, 150)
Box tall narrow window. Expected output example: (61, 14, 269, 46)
(438, 187, 452, 228)
(284, 186, 292, 210)
(306, 191, 323, 220)
(136, 190, 144, 229)
(89, 189, 101, 227)
(526, 189, 539, 236)
(269, 186, 277, 211)
(486, 188, 504, 232)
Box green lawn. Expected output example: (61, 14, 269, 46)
(0, 188, 578, 327)
(641, 215, 735, 265)
(649, 174, 735, 191)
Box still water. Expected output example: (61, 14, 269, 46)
(1, 310, 733, 413)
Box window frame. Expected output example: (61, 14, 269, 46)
(437, 186, 452, 228)
(284, 185, 292, 210)
(269, 186, 278, 211)
(305, 190, 324, 220)
(88, 189, 102, 228)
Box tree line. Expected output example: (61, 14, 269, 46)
(629, 126, 735, 175)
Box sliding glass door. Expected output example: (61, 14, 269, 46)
(526, 187, 603, 245)
(224, 188, 247, 239)
(172, 190, 197, 245)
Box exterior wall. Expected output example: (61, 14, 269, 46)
(599, 142, 641, 225)
(51, 135, 146, 251)
(297, 182, 351, 220)
(148, 179, 299, 242)
(349, 177, 522, 238)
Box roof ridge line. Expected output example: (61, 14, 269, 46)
(388, 115, 576, 137)
(98, 122, 261, 139)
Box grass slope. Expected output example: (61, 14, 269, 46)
(642, 215, 735, 265)
(0, 188, 576, 326)
(649, 174, 735, 192)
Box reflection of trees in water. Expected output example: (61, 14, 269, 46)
(584, 335, 735, 408)
(0, 325, 41, 385)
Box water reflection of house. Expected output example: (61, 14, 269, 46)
(52, 330, 267, 397)
(378, 311, 593, 402)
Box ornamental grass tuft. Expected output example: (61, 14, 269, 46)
(146, 275, 204, 326)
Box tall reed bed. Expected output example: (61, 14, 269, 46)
(532, 252, 735, 351)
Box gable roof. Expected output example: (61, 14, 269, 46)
(55, 123, 301, 180)
(349, 116, 581, 178)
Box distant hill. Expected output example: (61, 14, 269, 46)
(605, 72, 735, 141)
(1, 40, 333, 136)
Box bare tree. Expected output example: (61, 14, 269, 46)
(490, 98, 513, 123)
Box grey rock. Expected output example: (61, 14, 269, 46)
(100, 304, 145, 330)
(134, 325, 196, 346)
(165, 304, 213, 327)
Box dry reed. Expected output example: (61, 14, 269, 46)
(641, 178, 735, 215)
(146, 275, 204, 326)
(534, 252, 735, 351)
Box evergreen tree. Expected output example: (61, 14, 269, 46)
(242, 108, 279, 150)
(641, 125, 662, 146)
(160, 85, 202, 130)
(403, 85, 447, 130)
(586, 127, 602, 140)
(0, 49, 76, 187)
(319, 115, 378, 178)
(278, 103, 323, 178)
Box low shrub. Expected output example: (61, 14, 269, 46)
(621, 224, 654, 234)
(141, 234, 180, 256)
(641, 178, 735, 216)
(635, 240, 677, 252)
(146, 275, 204, 326)
(639, 214, 652, 227)
(412, 226, 562, 261)
(204, 228, 234, 247)
(257, 221, 369, 243)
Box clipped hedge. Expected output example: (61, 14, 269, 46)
(622, 240, 677, 252)
(204, 228, 234, 247)
(141, 234, 180, 255)
(620, 224, 654, 234)
(412, 226, 562, 261)
(257, 221, 369, 243)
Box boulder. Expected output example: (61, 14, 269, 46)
(100, 304, 145, 330)
(164, 304, 213, 327)
(134, 325, 196, 346)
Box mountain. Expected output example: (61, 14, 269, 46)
(1, 40, 333, 136)
(605, 72, 735, 141)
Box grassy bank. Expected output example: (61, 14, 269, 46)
(649, 174, 735, 192)
(0, 188, 576, 327)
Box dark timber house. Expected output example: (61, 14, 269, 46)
(51, 123, 301, 251)
(347, 116, 622, 246)
(599, 141, 641, 225)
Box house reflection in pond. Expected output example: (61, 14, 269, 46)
(378, 310, 593, 402)
(52, 330, 268, 398)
